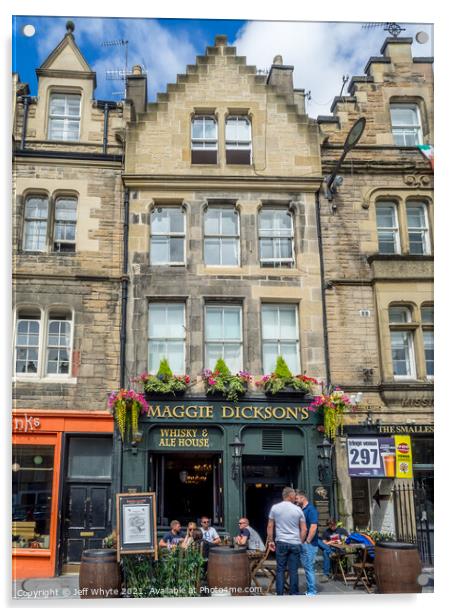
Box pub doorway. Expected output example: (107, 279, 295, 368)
(243, 455, 301, 540)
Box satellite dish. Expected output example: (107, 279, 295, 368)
(415, 31, 429, 44)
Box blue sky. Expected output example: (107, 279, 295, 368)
(12, 15, 433, 118)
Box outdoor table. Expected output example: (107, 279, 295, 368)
(329, 542, 367, 586)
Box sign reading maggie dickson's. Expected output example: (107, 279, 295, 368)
(116, 493, 157, 560)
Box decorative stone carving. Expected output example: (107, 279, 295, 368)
(403, 174, 432, 187)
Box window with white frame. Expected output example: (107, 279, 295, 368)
(23, 195, 48, 252)
(421, 304, 434, 378)
(204, 207, 240, 266)
(205, 305, 242, 373)
(48, 93, 81, 141)
(261, 304, 300, 374)
(148, 303, 186, 374)
(390, 104, 423, 146)
(225, 116, 252, 164)
(54, 197, 77, 252)
(15, 310, 41, 374)
(14, 308, 73, 378)
(376, 202, 400, 254)
(406, 202, 430, 255)
(150, 207, 185, 265)
(191, 116, 218, 164)
(259, 209, 294, 267)
(389, 306, 416, 378)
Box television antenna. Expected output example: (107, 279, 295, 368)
(101, 38, 129, 99)
(362, 22, 407, 38)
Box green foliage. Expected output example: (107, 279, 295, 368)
(213, 358, 231, 377)
(274, 356, 293, 379)
(157, 358, 173, 378)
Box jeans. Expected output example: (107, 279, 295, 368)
(318, 539, 333, 576)
(300, 543, 319, 595)
(275, 541, 301, 595)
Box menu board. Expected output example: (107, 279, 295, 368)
(116, 492, 157, 560)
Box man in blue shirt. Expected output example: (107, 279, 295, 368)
(295, 490, 319, 596)
(158, 519, 184, 549)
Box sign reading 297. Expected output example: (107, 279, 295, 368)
(347, 438, 382, 476)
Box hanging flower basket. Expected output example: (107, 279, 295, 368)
(308, 389, 352, 441)
(108, 389, 149, 442)
(202, 359, 252, 403)
(255, 356, 318, 397)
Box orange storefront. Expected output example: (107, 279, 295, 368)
(12, 410, 114, 580)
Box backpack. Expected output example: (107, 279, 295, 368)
(345, 532, 375, 559)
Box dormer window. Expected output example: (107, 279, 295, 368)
(191, 116, 217, 164)
(48, 93, 81, 141)
(390, 104, 423, 146)
(225, 116, 252, 164)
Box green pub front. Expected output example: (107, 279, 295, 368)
(119, 397, 329, 540)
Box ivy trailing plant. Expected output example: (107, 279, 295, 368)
(308, 388, 353, 440)
(202, 358, 252, 403)
(256, 356, 318, 396)
(108, 389, 148, 442)
(135, 358, 191, 397)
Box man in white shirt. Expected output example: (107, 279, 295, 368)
(200, 516, 221, 556)
(267, 487, 307, 595)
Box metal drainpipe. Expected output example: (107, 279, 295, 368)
(315, 187, 337, 518)
(120, 186, 129, 388)
(102, 103, 109, 155)
(20, 96, 30, 150)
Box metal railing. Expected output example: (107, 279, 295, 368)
(392, 481, 433, 565)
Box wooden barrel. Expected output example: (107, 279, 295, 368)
(79, 549, 122, 599)
(374, 542, 422, 593)
(207, 546, 251, 596)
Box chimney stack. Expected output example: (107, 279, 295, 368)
(126, 65, 147, 115)
(267, 55, 294, 104)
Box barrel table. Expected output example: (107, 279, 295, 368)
(79, 549, 122, 599)
(374, 542, 422, 593)
(207, 546, 251, 596)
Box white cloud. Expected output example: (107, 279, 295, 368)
(233, 20, 433, 118)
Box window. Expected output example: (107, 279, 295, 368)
(261, 304, 300, 374)
(67, 437, 112, 479)
(225, 116, 252, 164)
(48, 93, 81, 141)
(46, 311, 72, 375)
(421, 305, 434, 378)
(191, 116, 217, 164)
(150, 207, 185, 265)
(54, 197, 77, 252)
(389, 306, 416, 378)
(12, 445, 55, 550)
(148, 304, 185, 374)
(204, 207, 240, 266)
(14, 308, 73, 379)
(390, 104, 422, 146)
(259, 209, 294, 267)
(15, 310, 41, 374)
(205, 305, 242, 373)
(406, 202, 430, 255)
(376, 202, 400, 254)
(23, 196, 48, 252)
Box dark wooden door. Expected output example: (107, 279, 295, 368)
(63, 483, 111, 563)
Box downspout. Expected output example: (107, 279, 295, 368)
(315, 186, 337, 518)
(20, 96, 30, 150)
(120, 187, 130, 388)
(102, 103, 109, 155)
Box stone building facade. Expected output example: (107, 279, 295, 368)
(318, 37, 433, 554)
(12, 25, 128, 578)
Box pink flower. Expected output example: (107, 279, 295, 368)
(208, 377, 217, 386)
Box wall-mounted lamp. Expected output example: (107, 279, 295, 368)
(317, 438, 333, 483)
(229, 435, 245, 481)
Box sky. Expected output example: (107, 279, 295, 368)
(12, 15, 433, 119)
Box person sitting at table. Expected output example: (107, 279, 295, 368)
(234, 517, 265, 552)
(180, 521, 198, 549)
(159, 519, 184, 549)
(318, 518, 349, 581)
(200, 516, 221, 558)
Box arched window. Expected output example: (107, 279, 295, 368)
(48, 93, 81, 141)
(376, 201, 400, 254)
(388, 305, 416, 379)
(54, 196, 77, 252)
(23, 195, 48, 252)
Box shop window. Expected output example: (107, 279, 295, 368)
(389, 306, 416, 379)
(148, 303, 185, 374)
(12, 445, 54, 550)
(259, 209, 294, 267)
(23, 195, 48, 252)
(191, 116, 217, 164)
(376, 202, 400, 254)
(406, 202, 430, 255)
(46, 310, 72, 375)
(15, 309, 41, 374)
(54, 197, 77, 252)
(390, 104, 423, 146)
(225, 116, 252, 164)
(150, 207, 185, 265)
(261, 304, 300, 374)
(48, 93, 81, 141)
(204, 207, 240, 266)
(421, 304, 434, 378)
(205, 305, 243, 373)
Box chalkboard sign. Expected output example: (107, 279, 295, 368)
(116, 492, 157, 560)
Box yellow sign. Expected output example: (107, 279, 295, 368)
(394, 435, 413, 479)
(158, 427, 210, 448)
(146, 404, 310, 422)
